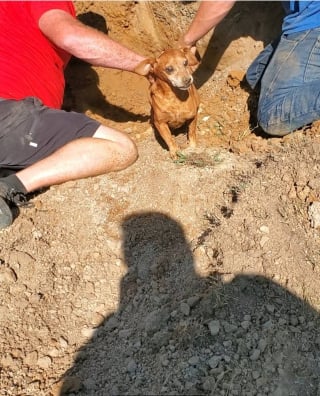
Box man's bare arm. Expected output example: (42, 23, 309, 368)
(38, 9, 145, 72)
(181, 1, 236, 47)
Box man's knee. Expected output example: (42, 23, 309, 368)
(257, 115, 292, 137)
(94, 124, 138, 168)
(108, 134, 138, 171)
(121, 136, 139, 167)
(257, 98, 295, 137)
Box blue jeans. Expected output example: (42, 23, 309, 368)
(246, 27, 320, 136)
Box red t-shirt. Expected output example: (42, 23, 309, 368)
(0, 1, 76, 109)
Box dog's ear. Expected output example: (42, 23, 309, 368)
(134, 58, 156, 76)
(182, 47, 200, 68)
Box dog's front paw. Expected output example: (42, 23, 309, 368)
(168, 144, 180, 160)
(170, 151, 178, 160)
(172, 151, 188, 163)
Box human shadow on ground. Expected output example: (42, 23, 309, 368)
(62, 11, 148, 123)
(59, 212, 320, 396)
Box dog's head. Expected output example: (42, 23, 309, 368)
(135, 48, 199, 90)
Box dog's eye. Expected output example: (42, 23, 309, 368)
(165, 66, 174, 74)
(183, 59, 188, 67)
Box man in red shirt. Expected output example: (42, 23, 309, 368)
(0, 1, 147, 228)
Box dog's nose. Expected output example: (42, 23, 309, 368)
(184, 77, 192, 86)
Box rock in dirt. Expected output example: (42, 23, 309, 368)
(308, 201, 320, 228)
(0, 266, 17, 283)
(227, 70, 245, 89)
(51, 376, 82, 396)
(208, 319, 220, 336)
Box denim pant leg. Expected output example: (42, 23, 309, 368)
(258, 27, 320, 136)
(246, 38, 279, 90)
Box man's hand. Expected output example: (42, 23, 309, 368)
(176, 37, 197, 56)
(179, 1, 236, 48)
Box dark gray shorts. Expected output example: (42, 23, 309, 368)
(0, 97, 100, 169)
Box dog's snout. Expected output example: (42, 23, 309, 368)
(184, 76, 193, 86)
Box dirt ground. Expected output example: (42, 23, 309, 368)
(1, 2, 320, 396)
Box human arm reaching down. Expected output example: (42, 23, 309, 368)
(180, 1, 236, 48)
(38, 8, 146, 72)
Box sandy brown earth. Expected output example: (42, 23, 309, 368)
(1, 2, 320, 396)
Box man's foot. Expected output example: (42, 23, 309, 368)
(0, 181, 28, 230)
(0, 197, 13, 229)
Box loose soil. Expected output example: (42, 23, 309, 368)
(1, 2, 320, 396)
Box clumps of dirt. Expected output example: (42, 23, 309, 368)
(226, 70, 246, 89)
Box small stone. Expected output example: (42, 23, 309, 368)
(37, 355, 52, 369)
(119, 329, 132, 339)
(81, 327, 96, 339)
(202, 377, 216, 391)
(223, 322, 238, 333)
(127, 359, 137, 373)
(48, 347, 59, 358)
(252, 370, 260, 380)
(160, 355, 169, 367)
(9, 250, 35, 267)
(260, 236, 269, 247)
(188, 356, 200, 366)
(51, 376, 82, 395)
(24, 351, 38, 366)
(207, 355, 221, 369)
(262, 320, 273, 330)
(59, 336, 69, 348)
(258, 339, 267, 353)
(223, 355, 231, 363)
(143, 308, 170, 335)
(187, 296, 200, 307)
(227, 70, 245, 88)
(180, 302, 190, 316)
(266, 304, 275, 313)
(259, 225, 269, 234)
(250, 349, 261, 361)
(0, 267, 17, 283)
(208, 320, 220, 336)
(104, 316, 120, 331)
(90, 312, 104, 327)
(289, 315, 299, 326)
(241, 320, 250, 330)
(278, 318, 287, 326)
(308, 202, 320, 228)
(1, 354, 15, 368)
(288, 186, 297, 199)
(170, 310, 178, 318)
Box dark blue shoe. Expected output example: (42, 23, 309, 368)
(0, 196, 13, 229)
(0, 181, 28, 229)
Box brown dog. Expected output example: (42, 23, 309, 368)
(136, 48, 200, 159)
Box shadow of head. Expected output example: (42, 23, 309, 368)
(120, 212, 196, 300)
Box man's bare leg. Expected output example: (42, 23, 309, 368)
(15, 125, 138, 193)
